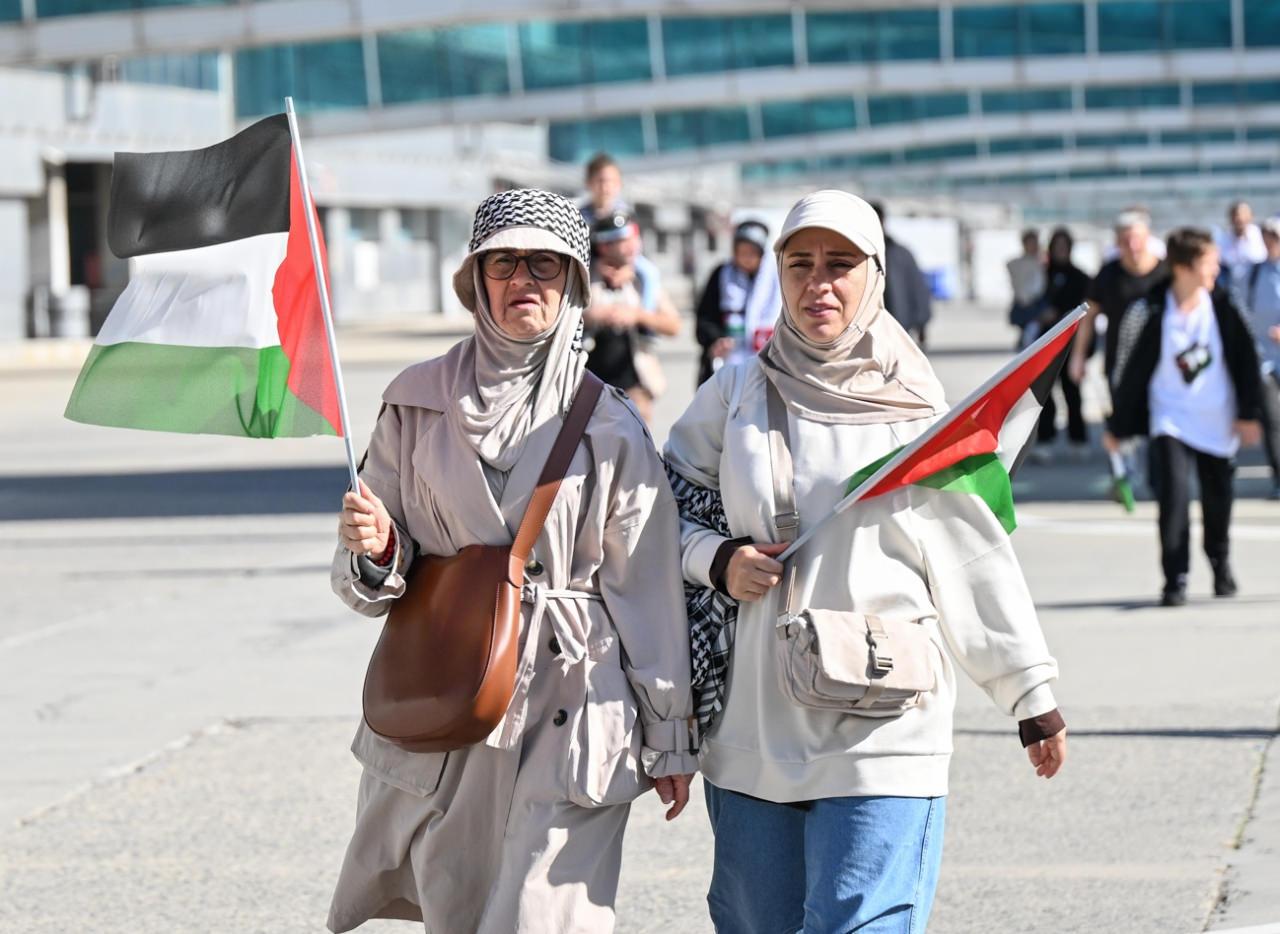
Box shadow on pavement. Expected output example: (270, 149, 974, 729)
(958, 727, 1278, 740)
(1037, 594, 1280, 611)
(0, 466, 349, 521)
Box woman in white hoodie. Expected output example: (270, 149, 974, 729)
(664, 190, 1067, 933)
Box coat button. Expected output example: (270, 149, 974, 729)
(525, 557, 544, 576)
(548, 636, 561, 655)
(552, 709, 568, 727)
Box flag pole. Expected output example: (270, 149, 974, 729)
(284, 97, 361, 494)
(777, 304, 1087, 562)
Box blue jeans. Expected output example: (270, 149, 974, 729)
(704, 782, 945, 934)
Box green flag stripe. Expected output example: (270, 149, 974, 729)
(64, 342, 336, 439)
(917, 453, 1017, 534)
(846, 447, 1017, 534)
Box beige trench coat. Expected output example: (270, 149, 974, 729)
(327, 346, 697, 934)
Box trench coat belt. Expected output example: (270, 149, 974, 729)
(485, 582, 601, 750)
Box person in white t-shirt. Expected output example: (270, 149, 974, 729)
(1106, 229, 1263, 606)
(1217, 200, 1268, 297)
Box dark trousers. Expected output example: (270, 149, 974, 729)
(1260, 371, 1280, 482)
(1036, 366, 1087, 444)
(1150, 435, 1235, 587)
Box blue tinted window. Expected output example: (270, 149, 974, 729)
(1208, 160, 1273, 174)
(587, 19, 654, 84)
(814, 152, 896, 170)
(868, 92, 968, 125)
(761, 96, 857, 137)
(741, 158, 814, 183)
(548, 115, 645, 163)
(1247, 126, 1280, 141)
(520, 19, 650, 90)
(1069, 167, 1129, 180)
(0, 0, 22, 21)
(1100, 0, 1232, 52)
(988, 135, 1066, 154)
(1168, 0, 1232, 49)
(981, 87, 1074, 113)
(953, 6, 1018, 58)
(37, 0, 228, 14)
(805, 9, 940, 63)
(1161, 128, 1236, 145)
(662, 15, 793, 76)
(1139, 163, 1199, 177)
(379, 25, 508, 104)
(1193, 78, 1280, 105)
(234, 40, 367, 117)
(1245, 0, 1280, 46)
(1027, 4, 1087, 54)
(953, 4, 1084, 58)
(1192, 81, 1238, 105)
(1084, 83, 1180, 109)
(1097, 2, 1161, 52)
(878, 9, 941, 59)
(119, 51, 220, 90)
(655, 107, 751, 151)
(903, 142, 979, 163)
(1075, 131, 1151, 147)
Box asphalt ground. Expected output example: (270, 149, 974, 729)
(1, 303, 1277, 933)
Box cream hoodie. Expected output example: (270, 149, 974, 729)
(665, 358, 1059, 802)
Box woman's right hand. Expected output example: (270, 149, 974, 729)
(340, 479, 392, 557)
(726, 542, 788, 602)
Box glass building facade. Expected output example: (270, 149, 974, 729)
(5, 1, 1278, 184)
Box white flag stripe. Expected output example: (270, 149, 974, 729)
(94, 231, 288, 350)
(996, 388, 1044, 470)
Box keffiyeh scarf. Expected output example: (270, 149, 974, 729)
(665, 464, 739, 739)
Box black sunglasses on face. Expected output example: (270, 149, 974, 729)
(480, 251, 567, 281)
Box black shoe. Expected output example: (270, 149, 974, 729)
(1161, 576, 1188, 607)
(1213, 565, 1239, 598)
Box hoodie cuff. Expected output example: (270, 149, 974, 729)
(1019, 709, 1066, 747)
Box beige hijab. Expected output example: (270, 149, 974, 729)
(454, 252, 587, 472)
(760, 190, 946, 424)
(445, 188, 593, 473)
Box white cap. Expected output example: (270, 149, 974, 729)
(773, 189, 884, 259)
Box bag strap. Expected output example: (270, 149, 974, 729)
(764, 376, 801, 620)
(510, 372, 605, 563)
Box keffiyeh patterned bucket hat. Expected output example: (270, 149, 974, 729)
(452, 188, 592, 313)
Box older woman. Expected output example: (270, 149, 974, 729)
(665, 190, 1067, 933)
(327, 189, 697, 934)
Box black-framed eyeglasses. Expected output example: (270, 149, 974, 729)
(480, 251, 567, 281)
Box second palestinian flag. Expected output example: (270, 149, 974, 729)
(64, 114, 343, 438)
(844, 314, 1080, 534)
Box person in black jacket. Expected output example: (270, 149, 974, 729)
(871, 202, 933, 348)
(1032, 228, 1092, 459)
(694, 220, 775, 385)
(1107, 228, 1263, 606)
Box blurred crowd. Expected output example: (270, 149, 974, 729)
(569, 151, 1279, 607)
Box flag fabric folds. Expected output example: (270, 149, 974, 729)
(842, 311, 1082, 535)
(64, 114, 343, 439)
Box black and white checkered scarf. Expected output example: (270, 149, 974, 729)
(665, 463, 739, 739)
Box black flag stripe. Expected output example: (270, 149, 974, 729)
(1007, 340, 1074, 478)
(107, 114, 292, 259)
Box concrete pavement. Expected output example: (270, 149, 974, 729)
(1, 303, 1278, 932)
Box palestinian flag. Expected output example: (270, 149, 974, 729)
(842, 309, 1084, 535)
(64, 114, 343, 438)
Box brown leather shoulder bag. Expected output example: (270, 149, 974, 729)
(362, 373, 604, 753)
